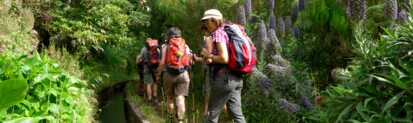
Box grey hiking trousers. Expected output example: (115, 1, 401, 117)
(204, 67, 246, 123)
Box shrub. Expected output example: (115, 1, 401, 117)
(0, 52, 96, 122)
(305, 21, 413, 122)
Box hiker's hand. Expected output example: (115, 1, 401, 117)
(206, 58, 213, 64)
(204, 36, 212, 42)
(193, 54, 203, 63)
(201, 48, 211, 58)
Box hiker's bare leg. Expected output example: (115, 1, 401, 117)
(152, 83, 158, 99)
(146, 83, 152, 101)
(167, 95, 174, 114)
(223, 104, 227, 113)
(176, 95, 186, 122)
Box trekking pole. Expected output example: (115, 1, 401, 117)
(160, 73, 166, 120)
(192, 91, 196, 122)
(191, 72, 195, 123)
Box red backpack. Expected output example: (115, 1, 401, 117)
(166, 37, 189, 73)
(145, 39, 160, 65)
(224, 24, 256, 75)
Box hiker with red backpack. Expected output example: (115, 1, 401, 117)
(200, 25, 231, 117)
(156, 27, 192, 123)
(200, 9, 256, 123)
(137, 38, 161, 104)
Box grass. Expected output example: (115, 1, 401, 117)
(125, 82, 166, 123)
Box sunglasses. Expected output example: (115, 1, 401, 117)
(202, 19, 210, 25)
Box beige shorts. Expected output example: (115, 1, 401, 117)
(163, 71, 190, 96)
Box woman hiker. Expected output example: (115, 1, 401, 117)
(200, 9, 247, 123)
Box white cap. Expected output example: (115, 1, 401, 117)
(201, 9, 223, 20)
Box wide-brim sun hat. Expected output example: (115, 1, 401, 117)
(201, 9, 223, 20)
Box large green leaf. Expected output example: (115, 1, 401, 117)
(382, 92, 404, 113)
(335, 103, 354, 123)
(0, 78, 28, 111)
(356, 102, 369, 121)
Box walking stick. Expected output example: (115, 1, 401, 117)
(191, 71, 195, 122)
(159, 72, 166, 120)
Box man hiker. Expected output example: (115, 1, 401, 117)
(137, 38, 161, 104)
(201, 9, 256, 123)
(156, 27, 192, 123)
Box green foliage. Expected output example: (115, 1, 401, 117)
(34, 0, 150, 54)
(0, 79, 28, 111)
(82, 42, 142, 91)
(23, 0, 150, 92)
(305, 19, 413, 122)
(125, 82, 165, 122)
(0, 52, 95, 122)
(294, 0, 353, 88)
(243, 37, 316, 122)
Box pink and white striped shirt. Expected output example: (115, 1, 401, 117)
(211, 25, 229, 55)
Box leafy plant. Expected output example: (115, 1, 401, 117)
(305, 17, 413, 123)
(0, 78, 28, 111)
(294, 0, 353, 88)
(27, 0, 151, 55)
(0, 52, 96, 122)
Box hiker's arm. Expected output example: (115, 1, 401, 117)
(136, 48, 145, 64)
(203, 42, 228, 64)
(136, 55, 140, 64)
(156, 47, 167, 77)
(193, 53, 204, 63)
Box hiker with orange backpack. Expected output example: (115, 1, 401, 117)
(156, 27, 192, 123)
(137, 38, 161, 104)
(200, 9, 256, 123)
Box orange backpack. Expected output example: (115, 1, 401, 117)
(166, 37, 189, 73)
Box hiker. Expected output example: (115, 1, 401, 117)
(136, 55, 145, 96)
(201, 9, 256, 123)
(200, 23, 231, 119)
(156, 27, 191, 123)
(137, 38, 161, 104)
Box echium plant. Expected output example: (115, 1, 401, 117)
(244, 0, 252, 19)
(269, 12, 276, 30)
(237, 5, 247, 25)
(384, 0, 398, 20)
(347, 0, 367, 21)
(277, 17, 285, 37)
